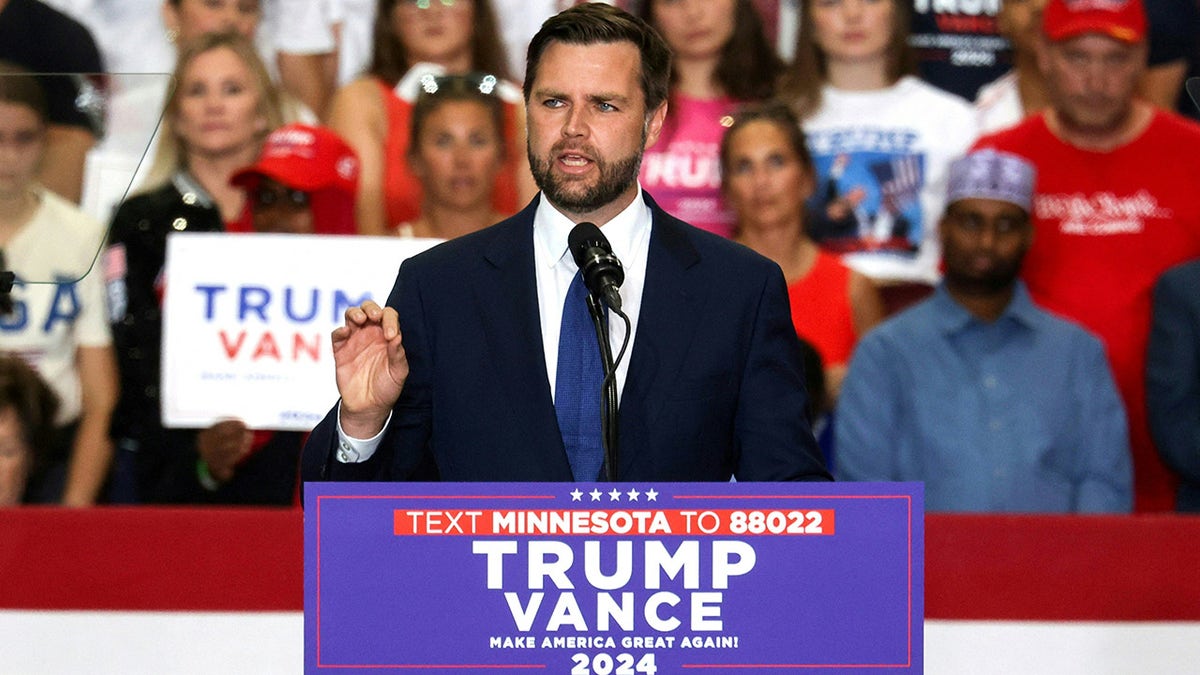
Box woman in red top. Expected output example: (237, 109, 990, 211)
(721, 102, 883, 409)
(327, 0, 534, 236)
(397, 74, 508, 239)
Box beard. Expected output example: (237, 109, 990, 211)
(942, 251, 1026, 297)
(527, 139, 645, 216)
(1056, 94, 1135, 139)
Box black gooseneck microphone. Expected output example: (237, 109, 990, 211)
(565, 222, 632, 481)
(568, 222, 625, 311)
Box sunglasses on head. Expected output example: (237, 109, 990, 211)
(418, 72, 499, 96)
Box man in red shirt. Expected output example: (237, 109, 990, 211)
(973, 0, 1200, 511)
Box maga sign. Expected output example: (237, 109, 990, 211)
(161, 233, 438, 430)
(305, 482, 923, 673)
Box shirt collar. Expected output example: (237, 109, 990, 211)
(533, 184, 652, 271)
(931, 280, 1040, 335)
(172, 170, 214, 208)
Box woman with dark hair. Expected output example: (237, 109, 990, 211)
(720, 101, 883, 409)
(636, 0, 782, 238)
(0, 354, 60, 506)
(0, 62, 118, 506)
(396, 74, 507, 239)
(328, 0, 533, 236)
(779, 0, 976, 288)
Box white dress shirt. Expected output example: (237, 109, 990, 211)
(335, 187, 654, 464)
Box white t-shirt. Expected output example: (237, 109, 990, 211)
(974, 71, 1024, 135)
(802, 75, 979, 283)
(0, 188, 111, 424)
(272, 0, 337, 55)
(324, 0, 376, 86)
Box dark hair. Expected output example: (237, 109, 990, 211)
(368, 0, 512, 86)
(638, 0, 782, 101)
(779, 0, 916, 119)
(408, 73, 507, 160)
(0, 355, 60, 480)
(796, 336, 827, 423)
(0, 60, 49, 123)
(524, 2, 672, 114)
(718, 100, 814, 178)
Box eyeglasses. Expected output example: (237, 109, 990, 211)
(253, 185, 310, 210)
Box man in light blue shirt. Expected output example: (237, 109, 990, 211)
(836, 150, 1132, 512)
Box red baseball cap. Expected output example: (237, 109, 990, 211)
(1042, 0, 1147, 44)
(232, 123, 360, 196)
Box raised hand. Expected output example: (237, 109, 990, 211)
(332, 300, 408, 438)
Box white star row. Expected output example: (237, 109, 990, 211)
(569, 487, 659, 503)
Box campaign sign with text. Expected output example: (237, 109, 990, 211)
(161, 233, 438, 430)
(305, 481, 923, 673)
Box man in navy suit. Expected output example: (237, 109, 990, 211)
(303, 4, 829, 483)
(1148, 259, 1200, 512)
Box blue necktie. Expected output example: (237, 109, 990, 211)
(555, 270, 604, 481)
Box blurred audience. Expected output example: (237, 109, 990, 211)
(905, 0, 1194, 111)
(0, 354, 59, 506)
(396, 74, 506, 239)
(159, 1, 313, 127)
(231, 123, 360, 235)
(907, 0, 1010, 102)
(973, 0, 1200, 512)
(974, 0, 1050, 135)
(976, 0, 1198, 135)
(104, 32, 283, 504)
(78, 0, 319, 225)
(1137, 0, 1200, 112)
(136, 32, 283, 221)
(635, 0, 783, 238)
(271, 0, 342, 120)
(837, 149, 1132, 513)
(328, 0, 532, 236)
(9, 0, 1197, 515)
(141, 122, 359, 504)
(1147, 259, 1200, 513)
(44, 0, 333, 115)
(780, 0, 977, 288)
(0, 0, 105, 203)
(720, 102, 883, 409)
(0, 64, 118, 506)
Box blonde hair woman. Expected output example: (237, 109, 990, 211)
(103, 32, 292, 504)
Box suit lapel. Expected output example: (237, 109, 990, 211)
(621, 197, 706, 425)
(474, 199, 563, 449)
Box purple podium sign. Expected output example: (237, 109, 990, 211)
(305, 482, 923, 673)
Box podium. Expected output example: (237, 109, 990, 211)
(305, 482, 923, 673)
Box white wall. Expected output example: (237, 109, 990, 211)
(4, 612, 1199, 674)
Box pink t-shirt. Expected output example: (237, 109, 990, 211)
(639, 94, 738, 238)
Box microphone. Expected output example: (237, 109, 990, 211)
(568, 222, 625, 311)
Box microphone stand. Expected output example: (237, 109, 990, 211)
(585, 294, 626, 482)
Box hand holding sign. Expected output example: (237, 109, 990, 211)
(332, 300, 408, 438)
(196, 419, 254, 482)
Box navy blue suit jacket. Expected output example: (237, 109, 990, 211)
(303, 193, 830, 482)
(1148, 259, 1200, 511)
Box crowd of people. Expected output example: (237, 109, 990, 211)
(0, 0, 1197, 514)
